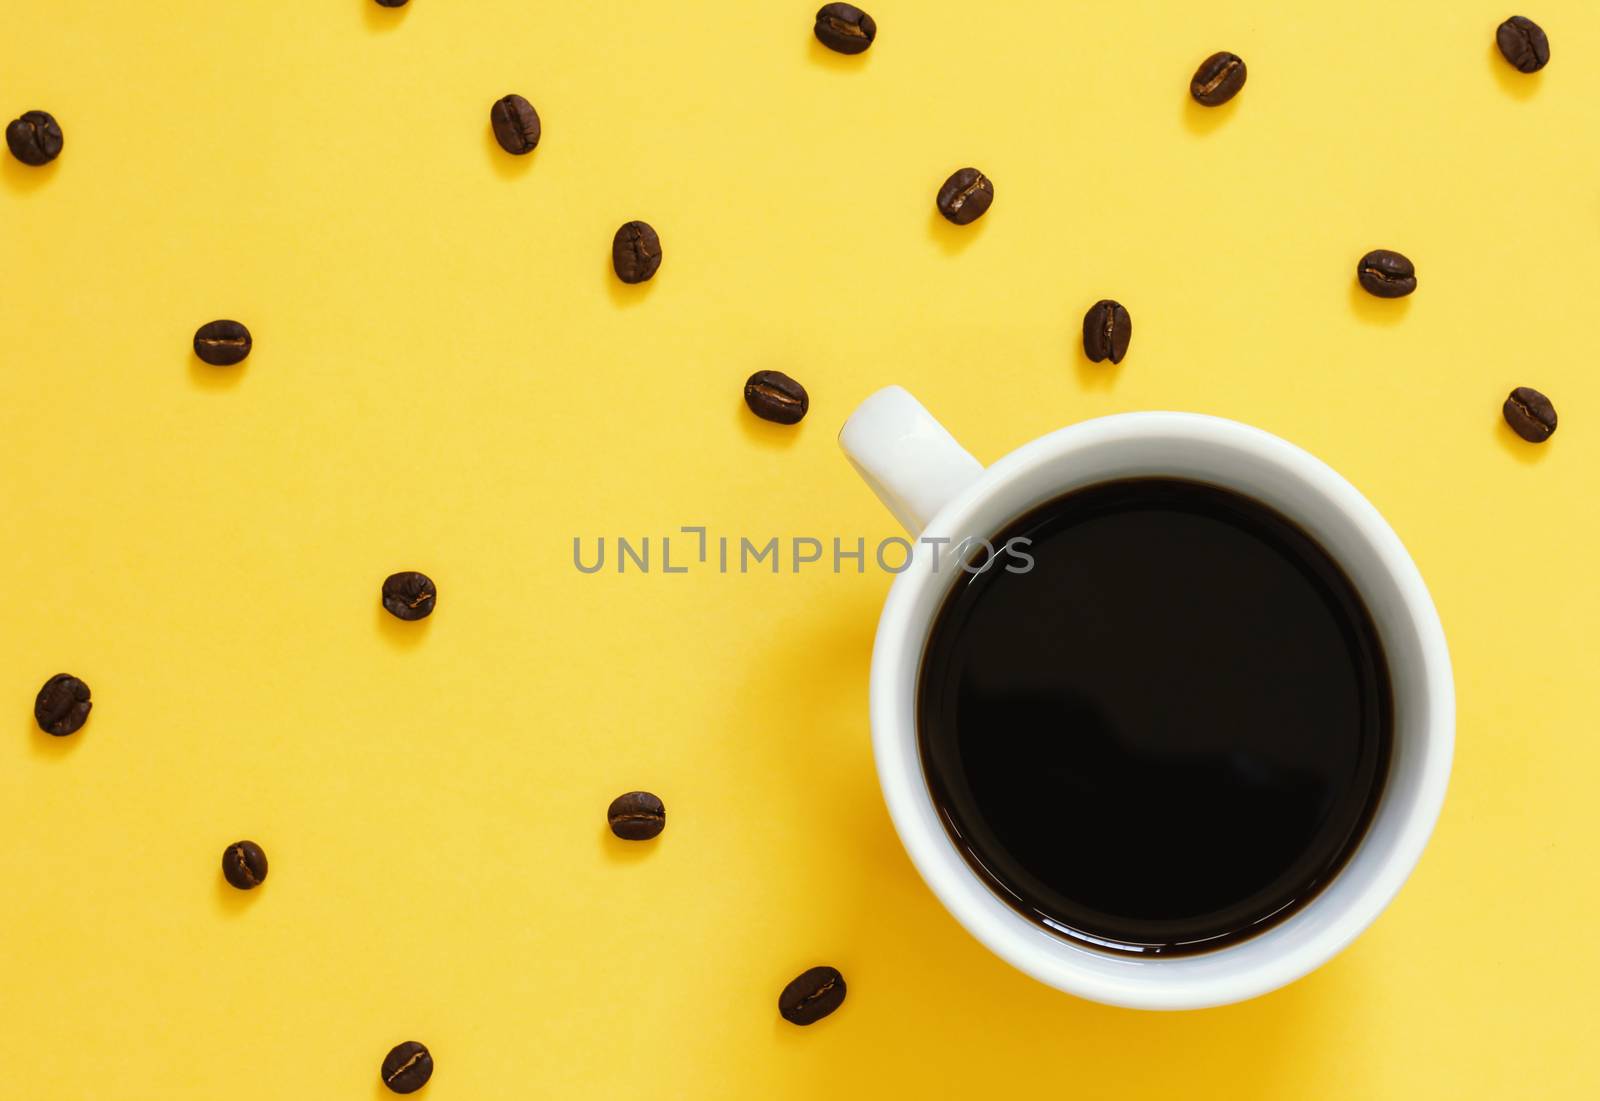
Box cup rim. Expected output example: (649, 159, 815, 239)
(869, 411, 1454, 1009)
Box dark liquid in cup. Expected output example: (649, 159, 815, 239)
(918, 479, 1391, 955)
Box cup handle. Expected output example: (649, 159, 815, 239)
(839, 386, 985, 535)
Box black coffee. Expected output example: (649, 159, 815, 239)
(918, 478, 1391, 956)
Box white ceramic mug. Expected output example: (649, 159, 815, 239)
(839, 386, 1454, 1010)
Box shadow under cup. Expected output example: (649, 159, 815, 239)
(871, 414, 1453, 1009)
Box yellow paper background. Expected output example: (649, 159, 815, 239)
(2, 1, 1597, 1097)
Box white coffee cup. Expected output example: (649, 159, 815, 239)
(839, 386, 1454, 1010)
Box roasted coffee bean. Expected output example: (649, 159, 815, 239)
(381, 1041, 433, 1094)
(221, 840, 269, 890)
(936, 167, 993, 225)
(1190, 52, 1247, 106)
(1503, 386, 1557, 442)
(490, 94, 541, 155)
(814, 4, 876, 54)
(382, 571, 437, 621)
(744, 370, 809, 424)
(1082, 300, 1132, 364)
(779, 965, 847, 1025)
(34, 673, 91, 736)
(1356, 250, 1416, 298)
(1497, 16, 1550, 73)
(5, 110, 63, 166)
(612, 221, 662, 284)
(607, 791, 666, 840)
(193, 320, 253, 366)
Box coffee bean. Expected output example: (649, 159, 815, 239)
(1190, 52, 1247, 106)
(607, 791, 666, 840)
(1082, 300, 1132, 364)
(381, 1041, 433, 1094)
(382, 571, 437, 621)
(1356, 250, 1416, 298)
(612, 221, 662, 284)
(5, 110, 63, 166)
(221, 840, 269, 890)
(193, 320, 253, 366)
(814, 4, 876, 55)
(779, 965, 846, 1025)
(744, 370, 809, 424)
(34, 673, 91, 736)
(936, 167, 993, 225)
(1497, 16, 1550, 73)
(1503, 386, 1557, 442)
(376, 0, 410, 7)
(490, 94, 541, 155)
